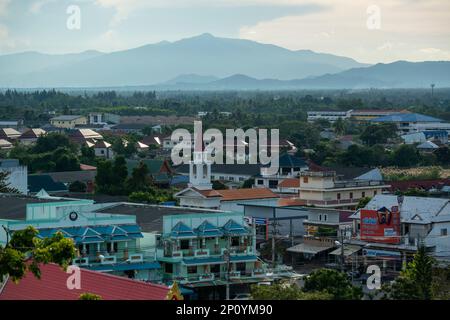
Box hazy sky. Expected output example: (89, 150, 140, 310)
(0, 0, 449, 63)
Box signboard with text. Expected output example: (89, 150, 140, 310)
(360, 207, 401, 244)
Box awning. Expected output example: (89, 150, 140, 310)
(287, 243, 334, 255)
(329, 245, 362, 256)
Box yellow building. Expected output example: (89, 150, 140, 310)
(50, 115, 87, 129)
(298, 170, 389, 210)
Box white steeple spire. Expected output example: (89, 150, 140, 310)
(189, 121, 212, 190)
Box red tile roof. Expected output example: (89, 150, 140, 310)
(0, 263, 169, 300)
(279, 178, 300, 188)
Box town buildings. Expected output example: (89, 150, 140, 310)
(156, 211, 265, 299)
(0, 128, 21, 141)
(254, 153, 308, 191)
(307, 110, 352, 123)
(18, 128, 46, 145)
(370, 113, 449, 135)
(307, 109, 402, 123)
(174, 139, 279, 212)
(296, 168, 388, 210)
(50, 115, 88, 129)
(0, 199, 162, 281)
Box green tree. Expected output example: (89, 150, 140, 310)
(250, 282, 332, 300)
(79, 293, 103, 300)
(0, 226, 75, 282)
(391, 145, 420, 167)
(126, 161, 151, 193)
(68, 180, 87, 193)
(333, 118, 346, 136)
(33, 133, 74, 154)
(95, 160, 114, 194)
(242, 178, 254, 189)
(383, 245, 435, 300)
(80, 144, 96, 165)
(434, 147, 450, 165)
(303, 269, 363, 300)
(111, 156, 128, 194)
(357, 197, 372, 209)
(0, 171, 19, 193)
(360, 124, 397, 146)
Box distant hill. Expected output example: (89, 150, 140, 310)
(151, 61, 450, 90)
(291, 61, 450, 89)
(0, 33, 366, 88)
(164, 74, 219, 85)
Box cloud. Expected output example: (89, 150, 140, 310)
(238, 0, 450, 63)
(0, 0, 10, 16)
(29, 0, 57, 14)
(93, 0, 326, 25)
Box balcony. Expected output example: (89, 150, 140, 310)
(73, 257, 89, 266)
(194, 249, 210, 257)
(127, 253, 143, 263)
(199, 273, 215, 281)
(101, 255, 117, 265)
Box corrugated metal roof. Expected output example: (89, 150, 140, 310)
(371, 113, 442, 123)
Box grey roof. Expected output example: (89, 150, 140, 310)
(47, 170, 97, 183)
(354, 168, 383, 181)
(0, 195, 71, 220)
(51, 115, 85, 121)
(355, 194, 450, 224)
(95, 203, 222, 232)
(417, 141, 439, 149)
(329, 167, 377, 180)
(371, 113, 442, 123)
(175, 163, 261, 176)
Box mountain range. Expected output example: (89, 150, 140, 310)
(0, 33, 449, 89)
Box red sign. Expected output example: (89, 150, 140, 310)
(360, 207, 401, 244)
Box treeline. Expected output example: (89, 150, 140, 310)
(95, 156, 174, 203)
(2, 88, 450, 124)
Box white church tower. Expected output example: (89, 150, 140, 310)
(188, 122, 212, 190)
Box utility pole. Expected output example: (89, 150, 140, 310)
(290, 219, 294, 267)
(271, 208, 278, 268)
(340, 229, 345, 273)
(224, 237, 231, 300)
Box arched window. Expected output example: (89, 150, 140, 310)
(203, 164, 208, 178)
(193, 165, 197, 178)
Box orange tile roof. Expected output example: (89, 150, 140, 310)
(195, 188, 222, 197)
(278, 198, 306, 206)
(278, 178, 300, 188)
(215, 188, 278, 201)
